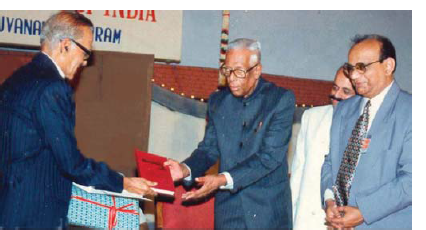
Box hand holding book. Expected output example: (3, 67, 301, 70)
(123, 177, 157, 196)
(134, 150, 175, 196)
(163, 158, 227, 201)
(163, 159, 190, 181)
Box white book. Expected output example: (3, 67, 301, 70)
(152, 187, 175, 196)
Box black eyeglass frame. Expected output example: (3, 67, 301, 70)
(220, 63, 260, 79)
(70, 38, 92, 60)
(343, 59, 384, 77)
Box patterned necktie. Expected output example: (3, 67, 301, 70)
(333, 100, 371, 206)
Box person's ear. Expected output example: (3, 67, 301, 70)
(60, 39, 72, 54)
(383, 57, 396, 76)
(254, 63, 262, 79)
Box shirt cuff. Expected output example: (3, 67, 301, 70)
(219, 172, 234, 190)
(182, 163, 192, 182)
(324, 188, 335, 204)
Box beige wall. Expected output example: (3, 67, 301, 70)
(148, 101, 206, 161)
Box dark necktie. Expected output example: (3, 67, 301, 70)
(333, 100, 371, 206)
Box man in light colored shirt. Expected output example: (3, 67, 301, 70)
(321, 34, 411, 229)
(290, 66, 355, 230)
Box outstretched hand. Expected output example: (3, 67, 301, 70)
(123, 177, 157, 196)
(181, 174, 227, 201)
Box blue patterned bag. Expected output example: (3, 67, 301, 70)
(67, 184, 140, 229)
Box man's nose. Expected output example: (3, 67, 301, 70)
(335, 90, 344, 99)
(227, 72, 237, 82)
(349, 70, 362, 80)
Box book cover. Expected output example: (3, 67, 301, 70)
(134, 149, 175, 196)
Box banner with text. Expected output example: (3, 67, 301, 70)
(0, 10, 182, 61)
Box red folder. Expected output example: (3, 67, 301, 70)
(134, 149, 175, 196)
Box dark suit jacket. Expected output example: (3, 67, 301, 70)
(0, 53, 123, 228)
(321, 82, 412, 228)
(184, 78, 295, 229)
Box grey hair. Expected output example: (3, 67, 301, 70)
(228, 38, 261, 65)
(40, 11, 93, 49)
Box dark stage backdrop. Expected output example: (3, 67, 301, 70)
(0, 49, 154, 177)
(74, 51, 154, 177)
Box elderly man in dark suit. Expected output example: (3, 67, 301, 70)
(0, 11, 156, 228)
(165, 38, 295, 229)
(321, 34, 411, 229)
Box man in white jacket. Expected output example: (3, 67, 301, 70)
(290, 66, 355, 230)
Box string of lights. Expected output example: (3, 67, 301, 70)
(151, 78, 315, 107)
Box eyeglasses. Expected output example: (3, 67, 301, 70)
(343, 59, 383, 77)
(70, 38, 92, 60)
(220, 63, 259, 79)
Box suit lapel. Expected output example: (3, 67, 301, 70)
(366, 83, 400, 149)
(335, 97, 363, 174)
(352, 83, 400, 189)
(341, 97, 364, 139)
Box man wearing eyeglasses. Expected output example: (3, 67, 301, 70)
(291, 66, 355, 230)
(321, 34, 411, 229)
(165, 38, 295, 228)
(0, 11, 157, 228)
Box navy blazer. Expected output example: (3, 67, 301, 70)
(184, 78, 295, 229)
(321, 82, 412, 228)
(0, 53, 123, 228)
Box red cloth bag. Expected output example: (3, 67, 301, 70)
(160, 185, 214, 229)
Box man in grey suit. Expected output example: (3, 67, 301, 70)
(165, 38, 295, 228)
(291, 66, 355, 230)
(321, 34, 411, 229)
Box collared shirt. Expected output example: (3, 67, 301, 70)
(41, 52, 66, 79)
(363, 81, 394, 131)
(324, 81, 394, 202)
